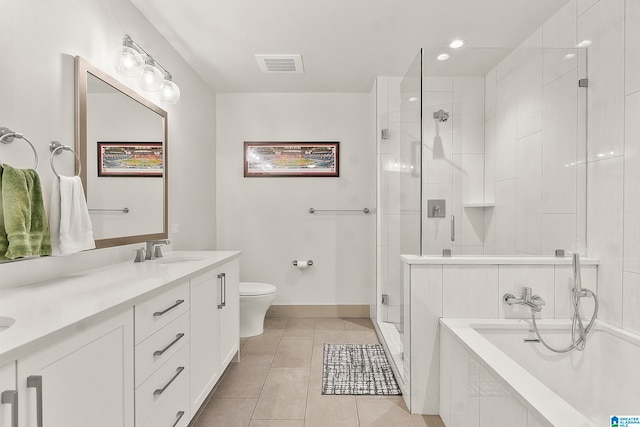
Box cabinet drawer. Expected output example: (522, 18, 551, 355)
(136, 344, 189, 426)
(141, 370, 189, 427)
(135, 312, 189, 387)
(135, 281, 189, 344)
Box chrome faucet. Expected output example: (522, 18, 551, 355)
(503, 287, 546, 312)
(145, 239, 170, 260)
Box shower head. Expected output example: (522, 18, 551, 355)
(433, 109, 449, 122)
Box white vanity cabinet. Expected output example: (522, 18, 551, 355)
(134, 280, 190, 427)
(0, 362, 17, 427)
(189, 258, 240, 415)
(17, 308, 134, 427)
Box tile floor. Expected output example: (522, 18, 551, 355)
(191, 317, 445, 427)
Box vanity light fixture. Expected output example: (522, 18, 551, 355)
(114, 35, 181, 104)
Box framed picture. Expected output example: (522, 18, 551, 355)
(244, 141, 339, 177)
(97, 142, 164, 177)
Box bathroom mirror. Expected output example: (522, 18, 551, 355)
(75, 56, 168, 249)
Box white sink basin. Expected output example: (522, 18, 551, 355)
(158, 256, 206, 264)
(0, 316, 15, 333)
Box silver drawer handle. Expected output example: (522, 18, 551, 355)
(153, 333, 185, 357)
(26, 375, 43, 427)
(171, 411, 185, 427)
(153, 299, 185, 317)
(1, 390, 18, 427)
(154, 366, 185, 396)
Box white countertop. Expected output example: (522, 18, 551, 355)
(0, 251, 241, 365)
(402, 255, 599, 265)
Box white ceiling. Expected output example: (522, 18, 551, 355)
(130, 0, 570, 93)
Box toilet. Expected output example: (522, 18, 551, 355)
(239, 282, 277, 337)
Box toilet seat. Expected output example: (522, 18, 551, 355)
(239, 282, 277, 297)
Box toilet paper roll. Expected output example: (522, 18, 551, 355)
(295, 260, 309, 269)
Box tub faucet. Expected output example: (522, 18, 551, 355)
(503, 287, 546, 312)
(145, 239, 170, 260)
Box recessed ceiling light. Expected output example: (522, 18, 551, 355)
(577, 40, 592, 48)
(564, 53, 576, 59)
(437, 53, 450, 61)
(449, 40, 465, 49)
(409, 97, 418, 102)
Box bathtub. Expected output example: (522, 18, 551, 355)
(439, 318, 640, 427)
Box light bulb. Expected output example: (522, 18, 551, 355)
(114, 46, 144, 77)
(160, 79, 181, 104)
(138, 62, 164, 91)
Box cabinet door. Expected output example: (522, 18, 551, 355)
(189, 268, 221, 415)
(18, 309, 134, 427)
(0, 362, 17, 427)
(218, 259, 239, 369)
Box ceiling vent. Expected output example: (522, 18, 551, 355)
(255, 54, 304, 73)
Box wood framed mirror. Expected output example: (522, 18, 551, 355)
(75, 56, 168, 249)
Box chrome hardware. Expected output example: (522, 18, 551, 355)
(555, 249, 566, 257)
(427, 199, 446, 218)
(154, 366, 185, 396)
(49, 141, 82, 178)
(451, 215, 455, 242)
(153, 333, 185, 357)
(442, 248, 452, 257)
(134, 247, 146, 263)
(578, 78, 589, 87)
(27, 375, 43, 427)
(503, 287, 546, 312)
(88, 207, 130, 213)
(381, 128, 390, 140)
(153, 300, 185, 317)
(381, 294, 389, 305)
(217, 273, 227, 309)
(308, 208, 370, 214)
(2, 390, 18, 427)
(172, 411, 186, 427)
(0, 127, 39, 169)
(292, 260, 314, 266)
(146, 239, 170, 260)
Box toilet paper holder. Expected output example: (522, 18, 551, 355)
(292, 260, 314, 267)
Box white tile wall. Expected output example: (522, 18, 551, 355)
(623, 271, 640, 334)
(423, 91, 454, 185)
(515, 132, 543, 255)
(516, 30, 543, 139)
(541, 214, 577, 256)
(495, 180, 516, 255)
(542, 70, 578, 215)
(554, 265, 598, 319)
(578, 0, 625, 163)
(624, 91, 640, 273)
(495, 71, 518, 181)
(484, 117, 496, 203)
(586, 157, 624, 326)
(625, 0, 640, 95)
(443, 266, 499, 318)
(453, 77, 485, 155)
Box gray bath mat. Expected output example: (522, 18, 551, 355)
(321, 344, 401, 395)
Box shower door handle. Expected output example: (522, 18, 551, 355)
(451, 215, 455, 242)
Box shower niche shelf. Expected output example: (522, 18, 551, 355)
(463, 202, 495, 208)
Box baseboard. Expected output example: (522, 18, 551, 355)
(266, 304, 370, 318)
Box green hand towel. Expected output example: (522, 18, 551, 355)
(0, 166, 7, 259)
(1, 164, 52, 259)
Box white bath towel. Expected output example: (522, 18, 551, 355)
(49, 176, 95, 255)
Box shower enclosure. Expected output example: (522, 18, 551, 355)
(375, 45, 588, 390)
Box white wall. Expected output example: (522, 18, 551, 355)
(0, 0, 216, 288)
(216, 93, 375, 305)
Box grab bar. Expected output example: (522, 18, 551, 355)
(89, 207, 130, 213)
(0, 127, 39, 169)
(309, 208, 370, 214)
(49, 141, 81, 178)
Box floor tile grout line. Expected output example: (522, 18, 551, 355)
(248, 333, 281, 422)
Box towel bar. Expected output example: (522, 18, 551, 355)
(89, 207, 130, 213)
(308, 208, 370, 214)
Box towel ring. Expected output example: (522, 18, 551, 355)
(0, 127, 39, 169)
(49, 141, 81, 178)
